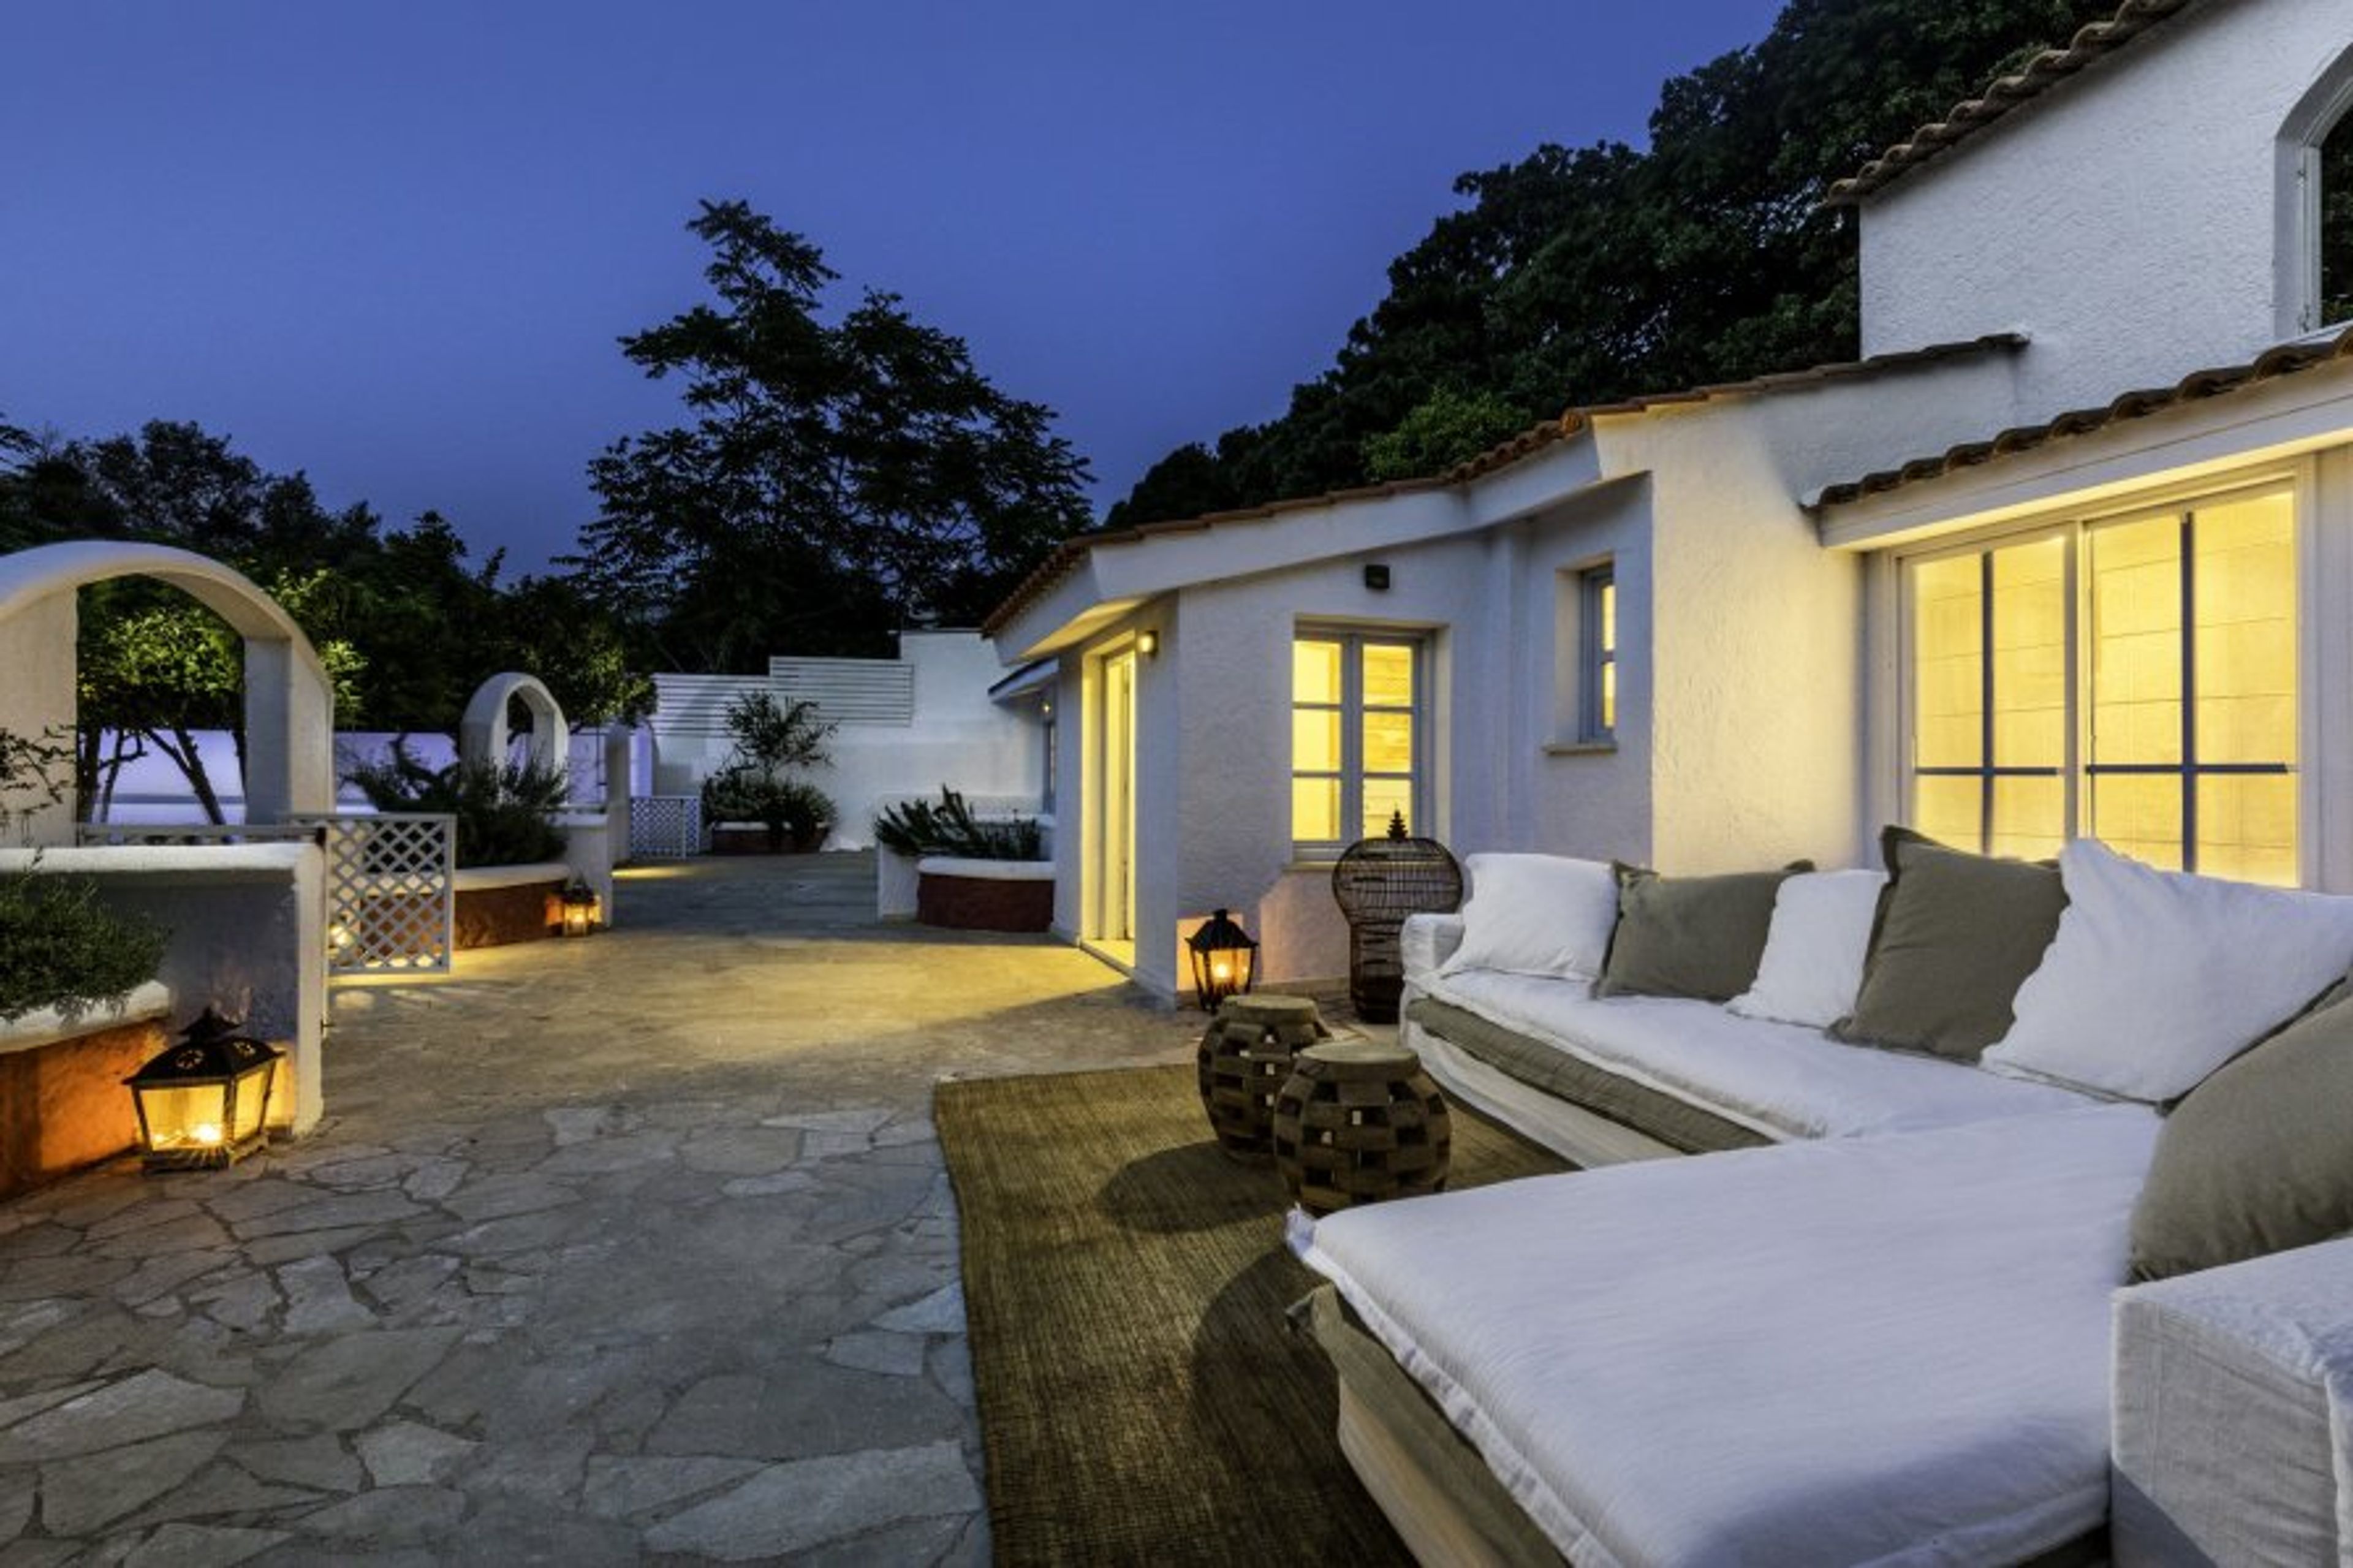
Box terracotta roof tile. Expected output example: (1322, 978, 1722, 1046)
(982, 335, 2025, 638)
(1810, 324, 2353, 512)
(1825, 0, 2202, 205)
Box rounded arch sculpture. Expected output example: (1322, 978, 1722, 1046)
(458, 672, 569, 778)
(0, 541, 336, 844)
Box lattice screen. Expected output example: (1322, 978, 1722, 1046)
(631, 795, 703, 859)
(291, 813, 455, 974)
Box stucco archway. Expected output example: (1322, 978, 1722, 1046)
(0, 541, 336, 845)
(458, 672, 569, 778)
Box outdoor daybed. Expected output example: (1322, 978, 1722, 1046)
(1290, 832, 2353, 1565)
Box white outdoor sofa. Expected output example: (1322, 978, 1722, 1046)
(1289, 843, 2353, 1566)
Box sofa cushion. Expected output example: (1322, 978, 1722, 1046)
(2128, 979, 2353, 1281)
(1423, 969, 2095, 1143)
(1439, 854, 1619, 982)
(1984, 837, 2353, 1102)
(1727, 869, 1887, 1029)
(1292, 1105, 2160, 1567)
(1596, 862, 1809, 1002)
(1407, 996, 1770, 1154)
(1833, 827, 2066, 1062)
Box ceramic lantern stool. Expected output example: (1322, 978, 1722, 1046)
(1194, 994, 1331, 1162)
(1273, 1040, 1451, 1214)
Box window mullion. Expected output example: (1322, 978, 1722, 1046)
(2179, 513, 2199, 873)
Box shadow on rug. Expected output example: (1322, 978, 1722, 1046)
(938, 1062, 1565, 1566)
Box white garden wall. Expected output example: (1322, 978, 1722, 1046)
(648, 631, 1045, 849)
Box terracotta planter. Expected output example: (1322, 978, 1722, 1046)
(0, 986, 172, 1198)
(915, 858, 1053, 932)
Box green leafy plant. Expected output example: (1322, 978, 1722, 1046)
(872, 786, 1044, 860)
(0, 725, 169, 1023)
(701, 767, 835, 849)
(345, 743, 569, 868)
(0, 875, 170, 1022)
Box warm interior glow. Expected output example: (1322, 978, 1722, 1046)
(1909, 487, 2295, 880)
(1210, 959, 1233, 982)
(191, 1123, 224, 1146)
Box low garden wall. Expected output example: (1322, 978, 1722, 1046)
(0, 982, 172, 1197)
(915, 857, 1053, 933)
(452, 862, 570, 949)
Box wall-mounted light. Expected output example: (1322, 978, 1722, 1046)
(1137, 630, 1160, 658)
(1364, 563, 1391, 591)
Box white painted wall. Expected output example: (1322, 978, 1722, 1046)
(1859, 0, 2353, 420)
(0, 844, 327, 1135)
(648, 631, 1045, 849)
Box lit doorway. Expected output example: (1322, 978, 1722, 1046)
(1089, 646, 1137, 966)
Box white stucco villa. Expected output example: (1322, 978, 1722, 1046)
(985, 0, 2353, 1003)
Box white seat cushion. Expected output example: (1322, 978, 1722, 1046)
(1293, 1106, 2161, 1568)
(1427, 969, 2093, 1142)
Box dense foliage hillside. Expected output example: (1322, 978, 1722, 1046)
(1107, 0, 2123, 529)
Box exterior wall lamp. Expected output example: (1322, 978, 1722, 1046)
(1137, 629, 1159, 658)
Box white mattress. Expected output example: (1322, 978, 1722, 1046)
(1292, 1105, 2162, 1567)
(1426, 969, 2094, 1144)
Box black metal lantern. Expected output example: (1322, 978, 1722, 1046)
(1188, 908, 1260, 1012)
(125, 1009, 283, 1171)
(553, 878, 602, 937)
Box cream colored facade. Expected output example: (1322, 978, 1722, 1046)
(993, 0, 2353, 1003)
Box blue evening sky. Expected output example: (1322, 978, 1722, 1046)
(2, 1, 1786, 573)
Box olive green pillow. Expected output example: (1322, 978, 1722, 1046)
(1831, 827, 2066, 1062)
(1597, 862, 1811, 1004)
(2130, 977, 2353, 1281)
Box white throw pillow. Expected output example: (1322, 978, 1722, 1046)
(1726, 869, 1887, 1029)
(1438, 853, 1620, 982)
(1982, 838, 2353, 1102)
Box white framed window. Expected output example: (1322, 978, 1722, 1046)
(2322, 111, 2353, 328)
(1579, 565, 1616, 743)
(1292, 629, 1425, 853)
(1902, 482, 2298, 882)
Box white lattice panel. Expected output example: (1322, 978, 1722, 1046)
(631, 795, 702, 859)
(292, 813, 455, 974)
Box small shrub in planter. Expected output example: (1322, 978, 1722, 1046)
(0, 874, 169, 1024)
(703, 767, 835, 852)
(0, 726, 168, 1023)
(346, 742, 569, 868)
(874, 786, 1044, 861)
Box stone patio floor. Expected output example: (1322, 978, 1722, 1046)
(0, 852, 1205, 1565)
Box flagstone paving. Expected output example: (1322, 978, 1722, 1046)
(0, 853, 1200, 1564)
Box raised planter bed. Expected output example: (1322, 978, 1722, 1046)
(0, 981, 173, 1198)
(915, 857, 1053, 933)
(708, 820, 828, 855)
(453, 862, 569, 949)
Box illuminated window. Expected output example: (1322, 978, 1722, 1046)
(1904, 486, 2298, 882)
(1580, 566, 1616, 743)
(1293, 631, 1423, 851)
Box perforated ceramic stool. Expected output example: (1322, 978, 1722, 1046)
(1272, 1040, 1451, 1214)
(1194, 994, 1331, 1162)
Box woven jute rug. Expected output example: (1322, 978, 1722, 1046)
(937, 1061, 1564, 1566)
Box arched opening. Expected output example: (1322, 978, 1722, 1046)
(458, 672, 569, 779)
(0, 542, 336, 846)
